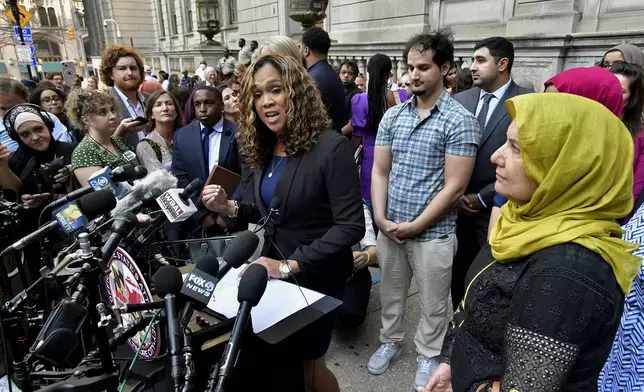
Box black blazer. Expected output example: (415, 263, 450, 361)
(109, 87, 149, 149)
(171, 119, 243, 228)
(238, 130, 365, 290)
(454, 81, 532, 206)
(308, 61, 349, 132)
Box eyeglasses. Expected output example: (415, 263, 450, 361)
(398, 82, 411, 87)
(41, 96, 62, 104)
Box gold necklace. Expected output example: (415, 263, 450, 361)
(268, 156, 285, 178)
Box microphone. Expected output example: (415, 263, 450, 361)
(1, 190, 117, 256)
(87, 166, 134, 198)
(218, 230, 260, 279)
(156, 178, 203, 223)
(116, 187, 164, 215)
(179, 178, 204, 204)
(154, 265, 185, 392)
(214, 263, 268, 392)
(253, 197, 281, 233)
(111, 169, 178, 216)
(45, 164, 141, 211)
(132, 165, 148, 180)
(116, 301, 165, 313)
(179, 256, 220, 327)
(100, 212, 138, 264)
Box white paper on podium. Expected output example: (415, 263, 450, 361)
(207, 266, 325, 333)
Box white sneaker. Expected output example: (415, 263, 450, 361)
(414, 355, 438, 389)
(367, 342, 402, 375)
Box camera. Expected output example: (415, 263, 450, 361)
(39, 160, 66, 194)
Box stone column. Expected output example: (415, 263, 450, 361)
(397, 57, 407, 78)
(391, 58, 399, 82)
(357, 58, 366, 76)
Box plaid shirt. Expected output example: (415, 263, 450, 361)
(375, 89, 481, 241)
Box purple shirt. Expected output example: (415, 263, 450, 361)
(351, 90, 409, 201)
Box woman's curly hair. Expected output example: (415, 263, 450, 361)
(64, 89, 116, 135)
(100, 44, 145, 87)
(238, 54, 332, 169)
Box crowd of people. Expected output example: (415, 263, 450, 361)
(1, 25, 644, 392)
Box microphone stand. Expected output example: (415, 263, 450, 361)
(181, 328, 195, 392)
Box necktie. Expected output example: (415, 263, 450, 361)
(202, 125, 215, 171)
(477, 93, 494, 131)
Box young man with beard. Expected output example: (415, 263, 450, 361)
(450, 37, 532, 310)
(101, 44, 148, 149)
(367, 30, 480, 390)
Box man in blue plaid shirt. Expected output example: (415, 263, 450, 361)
(367, 31, 481, 390)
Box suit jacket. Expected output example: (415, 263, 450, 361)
(308, 60, 349, 132)
(238, 130, 365, 291)
(109, 87, 149, 149)
(454, 81, 532, 207)
(171, 119, 243, 229)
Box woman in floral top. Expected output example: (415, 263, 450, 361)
(65, 90, 144, 185)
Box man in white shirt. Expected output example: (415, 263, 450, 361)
(195, 60, 208, 81)
(238, 38, 252, 66)
(0, 77, 71, 153)
(217, 48, 238, 79)
(143, 65, 156, 81)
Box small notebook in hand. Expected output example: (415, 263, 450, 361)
(198, 165, 241, 205)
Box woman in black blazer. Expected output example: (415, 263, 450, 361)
(202, 54, 365, 392)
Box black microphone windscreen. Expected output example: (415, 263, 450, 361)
(134, 165, 148, 179)
(78, 190, 117, 219)
(195, 255, 219, 277)
(49, 158, 65, 171)
(154, 265, 183, 297)
(269, 197, 280, 210)
(110, 164, 136, 182)
(223, 230, 260, 269)
(238, 263, 268, 306)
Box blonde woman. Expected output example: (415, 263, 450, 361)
(259, 35, 303, 63)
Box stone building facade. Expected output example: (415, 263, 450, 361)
(0, 0, 88, 78)
(135, 0, 644, 90)
(15, 0, 641, 88)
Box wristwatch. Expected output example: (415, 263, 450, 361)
(278, 260, 292, 280)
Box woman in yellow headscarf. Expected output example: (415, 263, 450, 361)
(422, 93, 641, 392)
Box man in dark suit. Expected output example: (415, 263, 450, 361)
(300, 27, 348, 132)
(171, 86, 243, 234)
(451, 37, 532, 309)
(100, 44, 149, 149)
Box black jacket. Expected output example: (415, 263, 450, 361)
(453, 81, 532, 207)
(237, 129, 365, 291)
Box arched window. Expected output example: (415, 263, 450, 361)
(37, 7, 49, 27)
(47, 8, 59, 27)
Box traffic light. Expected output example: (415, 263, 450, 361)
(66, 27, 75, 41)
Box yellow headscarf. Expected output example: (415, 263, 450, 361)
(489, 93, 641, 294)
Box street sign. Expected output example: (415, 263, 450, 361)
(13, 26, 32, 43)
(31, 57, 37, 66)
(27, 44, 35, 56)
(15, 45, 32, 65)
(5, 5, 33, 27)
